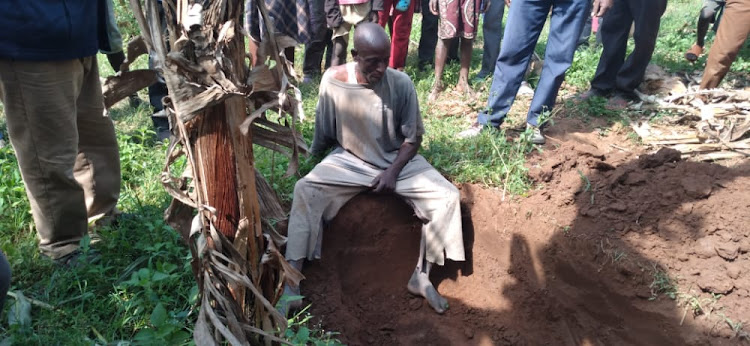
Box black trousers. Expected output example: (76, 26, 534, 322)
(590, 0, 667, 97)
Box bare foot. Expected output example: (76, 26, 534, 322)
(428, 82, 444, 102)
(455, 80, 472, 95)
(407, 269, 449, 314)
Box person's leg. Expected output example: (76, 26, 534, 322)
(0, 250, 9, 310)
(74, 56, 121, 222)
(389, 0, 416, 69)
(282, 159, 376, 314)
(303, 0, 329, 80)
(418, 0, 440, 70)
(475, 0, 551, 129)
(429, 38, 454, 101)
(477, 0, 505, 79)
(0, 59, 89, 259)
(455, 0, 480, 91)
(456, 37, 475, 93)
(700, 0, 750, 89)
(396, 167, 464, 314)
(698, 0, 722, 47)
(576, 1, 594, 49)
(526, 0, 588, 127)
(331, 35, 350, 66)
(588, 0, 632, 94)
(613, 0, 667, 98)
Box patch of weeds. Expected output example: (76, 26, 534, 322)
(597, 239, 627, 266)
(576, 169, 595, 205)
(649, 265, 678, 300)
(284, 303, 344, 346)
(421, 116, 536, 195)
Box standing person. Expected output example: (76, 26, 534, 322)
(462, 0, 612, 143)
(475, 0, 506, 81)
(685, 0, 726, 62)
(699, 0, 750, 89)
(378, 0, 416, 70)
(427, 0, 482, 101)
(281, 23, 464, 315)
(303, 0, 334, 83)
(0, 1, 122, 264)
(417, 0, 459, 71)
(580, 0, 668, 109)
(326, 0, 383, 66)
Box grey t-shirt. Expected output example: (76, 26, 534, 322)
(310, 65, 425, 170)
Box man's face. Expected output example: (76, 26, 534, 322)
(353, 46, 390, 84)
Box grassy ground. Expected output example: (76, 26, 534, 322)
(0, 1, 748, 344)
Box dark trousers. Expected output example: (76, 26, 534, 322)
(478, 0, 588, 128)
(303, 31, 333, 78)
(590, 0, 667, 98)
(303, 0, 333, 77)
(478, 0, 506, 77)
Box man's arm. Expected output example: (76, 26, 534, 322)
(371, 137, 421, 193)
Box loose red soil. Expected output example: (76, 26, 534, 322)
(298, 118, 750, 345)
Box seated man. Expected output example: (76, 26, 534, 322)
(283, 23, 465, 314)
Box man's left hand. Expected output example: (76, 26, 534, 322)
(591, 0, 613, 17)
(371, 169, 398, 194)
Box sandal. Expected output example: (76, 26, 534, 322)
(684, 44, 703, 62)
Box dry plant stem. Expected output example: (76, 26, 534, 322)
(128, 0, 304, 344)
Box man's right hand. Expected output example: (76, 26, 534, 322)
(429, 0, 439, 15)
(504, 0, 510, 7)
(591, 0, 613, 17)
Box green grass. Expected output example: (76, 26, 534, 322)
(0, 1, 747, 343)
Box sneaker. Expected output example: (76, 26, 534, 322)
(527, 124, 545, 145)
(684, 44, 703, 63)
(458, 122, 485, 139)
(302, 76, 314, 84)
(517, 81, 534, 97)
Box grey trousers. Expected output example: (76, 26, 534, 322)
(286, 150, 465, 266)
(0, 57, 121, 259)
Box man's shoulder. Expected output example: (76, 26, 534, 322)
(324, 65, 349, 83)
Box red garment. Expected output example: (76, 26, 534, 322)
(378, 0, 415, 69)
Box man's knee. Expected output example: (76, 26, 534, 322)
(700, 6, 718, 21)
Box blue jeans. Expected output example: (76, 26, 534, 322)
(477, 0, 588, 127)
(477, 1, 505, 78)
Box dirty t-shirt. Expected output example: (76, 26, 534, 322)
(311, 65, 426, 171)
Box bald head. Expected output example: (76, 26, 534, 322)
(351, 22, 391, 84)
(353, 22, 390, 53)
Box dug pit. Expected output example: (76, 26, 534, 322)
(297, 119, 750, 345)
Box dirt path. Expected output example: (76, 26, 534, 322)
(300, 118, 750, 345)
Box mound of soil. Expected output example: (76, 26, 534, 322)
(299, 118, 750, 345)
